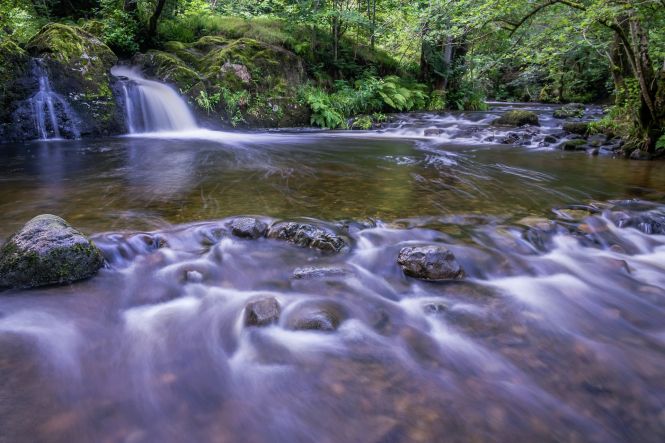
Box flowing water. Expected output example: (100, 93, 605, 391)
(1, 104, 665, 443)
(29, 61, 81, 140)
(111, 66, 199, 134)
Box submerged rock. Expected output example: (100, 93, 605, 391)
(397, 245, 465, 281)
(267, 222, 347, 253)
(286, 302, 345, 331)
(244, 297, 281, 326)
(492, 110, 539, 127)
(230, 217, 268, 239)
(0, 215, 104, 289)
(292, 266, 352, 280)
(629, 149, 652, 161)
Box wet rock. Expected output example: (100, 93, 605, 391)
(587, 134, 607, 147)
(562, 122, 590, 136)
(24, 24, 122, 138)
(0, 214, 105, 289)
(292, 266, 352, 280)
(553, 103, 585, 119)
(267, 222, 347, 253)
(230, 217, 268, 239)
(286, 302, 344, 331)
(244, 297, 281, 326)
(397, 246, 465, 281)
(543, 135, 559, 144)
(587, 148, 599, 156)
(424, 128, 443, 136)
(558, 139, 587, 151)
(491, 110, 539, 127)
(630, 149, 651, 161)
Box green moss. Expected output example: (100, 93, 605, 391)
(492, 110, 540, 127)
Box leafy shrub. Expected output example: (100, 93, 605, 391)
(302, 74, 428, 129)
(196, 89, 221, 114)
(97, 0, 140, 56)
(656, 134, 665, 151)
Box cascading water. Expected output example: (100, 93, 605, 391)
(29, 61, 80, 140)
(111, 66, 198, 133)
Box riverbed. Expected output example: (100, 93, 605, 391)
(1, 105, 665, 442)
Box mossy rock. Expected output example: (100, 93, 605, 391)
(25, 23, 122, 136)
(79, 20, 106, 38)
(492, 110, 539, 127)
(0, 40, 31, 122)
(0, 215, 105, 289)
(143, 50, 202, 95)
(558, 139, 587, 151)
(553, 103, 585, 119)
(563, 121, 590, 136)
(136, 36, 308, 127)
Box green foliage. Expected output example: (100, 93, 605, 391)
(196, 89, 221, 114)
(352, 115, 373, 130)
(302, 74, 427, 129)
(656, 134, 665, 151)
(0, 0, 45, 44)
(220, 87, 250, 126)
(99, 5, 140, 56)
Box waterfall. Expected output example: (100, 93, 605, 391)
(30, 61, 80, 140)
(111, 66, 198, 133)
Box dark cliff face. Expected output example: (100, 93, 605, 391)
(0, 24, 125, 142)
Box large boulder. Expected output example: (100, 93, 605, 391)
(0, 40, 33, 140)
(397, 246, 465, 281)
(491, 110, 539, 127)
(23, 24, 122, 137)
(0, 215, 105, 289)
(267, 222, 347, 253)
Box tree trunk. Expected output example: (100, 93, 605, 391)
(148, 0, 167, 41)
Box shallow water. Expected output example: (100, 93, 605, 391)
(1, 105, 665, 442)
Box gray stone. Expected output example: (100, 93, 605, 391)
(267, 222, 347, 253)
(397, 245, 465, 281)
(0, 214, 105, 289)
(286, 302, 344, 331)
(292, 266, 351, 280)
(491, 110, 539, 127)
(230, 217, 268, 239)
(244, 297, 280, 326)
(630, 149, 652, 161)
(424, 128, 443, 136)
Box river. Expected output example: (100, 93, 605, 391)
(1, 104, 664, 442)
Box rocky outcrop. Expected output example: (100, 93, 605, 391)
(0, 41, 32, 139)
(267, 222, 347, 253)
(491, 110, 539, 127)
(25, 24, 122, 137)
(0, 24, 123, 141)
(0, 215, 105, 289)
(135, 36, 309, 128)
(397, 246, 465, 281)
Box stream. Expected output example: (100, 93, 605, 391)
(1, 104, 665, 442)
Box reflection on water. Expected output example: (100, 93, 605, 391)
(1, 107, 665, 442)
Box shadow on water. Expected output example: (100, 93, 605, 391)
(1, 105, 665, 442)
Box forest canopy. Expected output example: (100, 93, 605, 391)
(1, 0, 664, 151)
